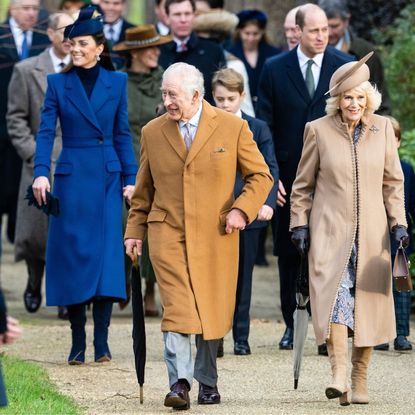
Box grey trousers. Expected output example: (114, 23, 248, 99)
(163, 332, 220, 389)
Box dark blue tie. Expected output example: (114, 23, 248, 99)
(20, 31, 29, 60)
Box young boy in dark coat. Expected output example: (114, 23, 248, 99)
(212, 68, 279, 355)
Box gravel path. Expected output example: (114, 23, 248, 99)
(1, 236, 415, 414)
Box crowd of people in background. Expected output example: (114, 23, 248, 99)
(0, 0, 412, 410)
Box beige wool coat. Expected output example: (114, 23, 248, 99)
(125, 100, 273, 340)
(7, 49, 62, 262)
(290, 113, 406, 347)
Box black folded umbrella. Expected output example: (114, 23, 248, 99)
(131, 249, 146, 404)
(25, 185, 60, 217)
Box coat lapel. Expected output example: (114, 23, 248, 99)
(185, 100, 218, 167)
(286, 48, 310, 104)
(33, 49, 54, 94)
(90, 67, 112, 114)
(65, 69, 102, 132)
(161, 116, 187, 162)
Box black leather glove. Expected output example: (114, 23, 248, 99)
(291, 226, 310, 256)
(392, 225, 409, 249)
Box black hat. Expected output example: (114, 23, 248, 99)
(236, 9, 268, 29)
(64, 6, 103, 39)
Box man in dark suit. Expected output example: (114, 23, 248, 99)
(0, 0, 49, 248)
(99, 0, 133, 69)
(212, 68, 279, 356)
(318, 0, 391, 115)
(257, 3, 352, 351)
(158, 0, 226, 104)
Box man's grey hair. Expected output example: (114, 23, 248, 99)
(48, 12, 72, 30)
(318, 0, 350, 20)
(163, 62, 205, 101)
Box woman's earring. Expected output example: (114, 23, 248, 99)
(96, 54, 101, 61)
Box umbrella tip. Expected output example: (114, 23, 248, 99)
(140, 385, 144, 404)
(294, 379, 298, 390)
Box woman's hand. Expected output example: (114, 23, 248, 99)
(123, 185, 135, 206)
(32, 176, 51, 206)
(291, 226, 310, 256)
(393, 225, 409, 248)
(257, 204, 274, 221)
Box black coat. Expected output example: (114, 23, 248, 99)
(257, 46, 352, 255)
(108, 18, 135, 70)
(233, 112, 279, 229)
(228, 40, 282, 106)
(158, 32, 226, 104)
(0, 21, 49, 213)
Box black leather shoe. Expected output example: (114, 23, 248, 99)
(217, 338, 224, 358)
(164, 380, 190, 410)
(234, 341, 251, 355)
(318, 344, 328, 356)
(198, 383, 220, 405)
(23, 288, 42, 313)
(394, 336, 412, 351)
(374, 343, 389, 351)
(279, 327, 293, 350)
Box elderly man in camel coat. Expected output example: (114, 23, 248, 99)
(125, 62, 273, 410)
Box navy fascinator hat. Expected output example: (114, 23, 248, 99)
(236, 9, 268, 29)
(64, 6, 104, 39)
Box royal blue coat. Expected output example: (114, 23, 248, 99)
(34, 67, 137, 306)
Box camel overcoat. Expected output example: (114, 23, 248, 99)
(7, 49, 61, 262)
(290, 114, 406, 347)
(125, 100, 273, 340)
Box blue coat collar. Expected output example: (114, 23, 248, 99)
(64, 66, 112, 132)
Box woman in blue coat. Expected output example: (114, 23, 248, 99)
(32, 7, 137, 365)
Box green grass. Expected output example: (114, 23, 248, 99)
(0, 355, 81, 415)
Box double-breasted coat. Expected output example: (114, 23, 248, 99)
(7, 49, 62, 262)
(290, 114, 406, 347)
(34, 67, 137, 306)
(125, 101, 273, 340)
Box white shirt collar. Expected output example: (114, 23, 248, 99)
(174, 36, 190, 51)
(179, 103, 203, 129)
(49, 48, 71, 73)
(297, 45, 324, 69)
(234, 109, 242, 118)
(104, 19, 123, 42)
(9, 17, 33, 56)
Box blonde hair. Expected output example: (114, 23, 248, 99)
(325, 81, 382, 117)
(212, 68, 244, 94)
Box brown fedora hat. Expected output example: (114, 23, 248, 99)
(113, 24, 172, 51)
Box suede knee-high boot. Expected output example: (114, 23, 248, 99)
(351, 345, 372, 404)
(325, 323, 349, 402)
(93, 301, 113, 362)
(67, 304, 87, 365)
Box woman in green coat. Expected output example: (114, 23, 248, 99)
(114, 25, 172, 315)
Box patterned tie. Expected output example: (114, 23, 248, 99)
(178, 41, 187, 52)
(183, 123, 192, 150)
(20, 31, 29, 60)
(305, 59, 315, 97)
(108, 26, 115, 47)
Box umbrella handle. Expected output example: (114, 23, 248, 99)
(140, 385, 144, 404)
(133, 247, 139, 268)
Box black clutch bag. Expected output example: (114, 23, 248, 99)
(392, 241, 412, 292)
(25, 185, 60, 217)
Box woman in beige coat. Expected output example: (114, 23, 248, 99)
(290, 54, 408, 406)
